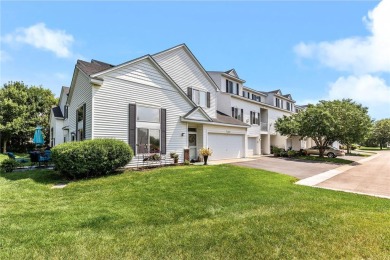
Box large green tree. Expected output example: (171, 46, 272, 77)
(372, 119, 390, 149)
(275, 99, 372, 157)
(0, 81, 57, 153)
(322, 99, 372, 154)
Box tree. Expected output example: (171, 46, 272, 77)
(275, 99, 372, 157)
(323, 99, 372, 154)
(0, 82, 57, 153)
(0, 82, 29, 153)
(372, 119, 390, 149)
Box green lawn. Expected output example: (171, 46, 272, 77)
(359, 146, 390, 151)
(1, 165, 389, 259)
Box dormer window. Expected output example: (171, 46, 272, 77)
(275, 98, 281, 108)
(286, 102, 292, 111)
(226, 80, 234, 94)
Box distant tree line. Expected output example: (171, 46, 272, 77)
(0, 81, 57, 153)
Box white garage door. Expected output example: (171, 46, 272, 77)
(208, 133, 245, 160)
(247, 137, 257, 156)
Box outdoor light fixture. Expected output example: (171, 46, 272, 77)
(181, 133, 185, 137)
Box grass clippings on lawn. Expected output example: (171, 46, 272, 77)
(1, 165, 389, 259)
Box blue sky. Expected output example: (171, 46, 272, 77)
(1, 1, 389, 119)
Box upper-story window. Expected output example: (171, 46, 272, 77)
(76, 104, 85, 141)
(252, 94, 261, 102)
(275, 98, 281, 108)
(226, 80, 239, 95)
(64, 105, 68, 119)
(137, 105, 160, 123)
(187, 87, 210, 108)
(232, 107, 243, 122)
(250, 111, 260, 125)
(286, 102, 291, 111)
(192, 89, 207, 107)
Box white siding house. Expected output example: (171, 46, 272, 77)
(50, 43, 316, 167)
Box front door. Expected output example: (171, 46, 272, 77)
(189, 133, 197, 161)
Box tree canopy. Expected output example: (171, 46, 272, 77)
(371, 119, 390, 149)
(275, 99, 372, 157)
(0, 81, 57, 153)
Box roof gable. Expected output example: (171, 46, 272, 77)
(226, 69, 239, 78)
(153, 44, 220, 91)
(183, 107, 212, 122)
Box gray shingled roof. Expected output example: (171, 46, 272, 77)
(52, 106, 63, 118)
(213, 111, 249, 127)
(77, 60, 113, 76)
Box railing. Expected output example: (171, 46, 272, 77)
(260, 122, 268, 132)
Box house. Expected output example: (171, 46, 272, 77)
(49, 44, 312, 166)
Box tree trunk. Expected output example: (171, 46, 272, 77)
(2, 139, 7, 153)
(347, 145, 351, 154)
(319, 147, 325, 158)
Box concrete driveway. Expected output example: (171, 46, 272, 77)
(233, 155, 358, 180)
(315, 150, 390, 198)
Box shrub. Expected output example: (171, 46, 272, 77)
(0, 159, 20, 173)
(272, 147, 282, 156)
(184, 160, 191, 165)
(287, 150, 296, 157)
(52, 139, 133, 179)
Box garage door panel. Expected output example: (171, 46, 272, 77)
(208, 133, 244, 160)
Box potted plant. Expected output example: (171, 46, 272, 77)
(199, 147, 213, 165)
(170, 152, 179, 164)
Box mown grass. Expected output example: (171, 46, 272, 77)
(360, 146, 390, 151)
(293, 155, 355, 164)
(1, 165, 389, 259)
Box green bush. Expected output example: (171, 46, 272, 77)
(287, 150, 297, 157)
(52, 139, 133, 179)
(0, 159, 20, 173)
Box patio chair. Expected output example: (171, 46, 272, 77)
(6, 152, 28, 163)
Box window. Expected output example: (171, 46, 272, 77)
(192, 89, 207, 107)
(64, 105, 68, 119)
(275, 98, 281, 108)
(236, 83, 239, 95)
(286, 102, 291, 111)
(250, 111, 260, 125)
(137, 106, 160, 123)
(226, 80, 234, 94)
(137, 128, 160, 154)
(231, 107, 243, 121)
(76, 105, 85, 141)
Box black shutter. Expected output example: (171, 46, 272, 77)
(207, 92, 210, 108)
(82, 103, 86, 140)
(160, 108, 166, 154)
(250, 111, 253, 124)
(226, 79, 228, 92)
(257, 113, 260, 125)
(129, 104, 136, 155)
(231, 107, 234, 117)
(236, 83, 239, 95)
(241, 109, 244, 122)
(187, 87, 192, 100)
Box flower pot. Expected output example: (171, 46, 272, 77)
(203, 155, 208, 165)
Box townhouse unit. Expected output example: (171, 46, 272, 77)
(50, 44, 307, 166)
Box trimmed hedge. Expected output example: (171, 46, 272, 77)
(52, 139, 133, 179)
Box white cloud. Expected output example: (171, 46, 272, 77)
(2, 23, 74, 58)
(294, 0, 390, 74)
(298, 75, 390, 119)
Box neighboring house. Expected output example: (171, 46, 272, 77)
(49, 43, 316, 166)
